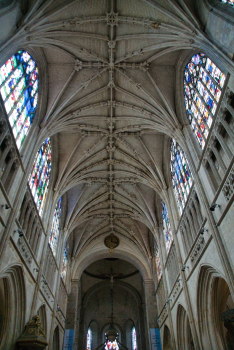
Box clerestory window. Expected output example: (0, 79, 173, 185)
(184, 53, 225, 149)
(170, 139, 193, 215)
(28, 138, 51, 216)
(0, 51, 39, 149)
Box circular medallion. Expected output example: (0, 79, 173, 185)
(104, 233, 119, 253)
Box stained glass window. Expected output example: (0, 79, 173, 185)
(170, 139, 193, 215)
(221, 0, 234, 5)
(161, 200, 173, 253)
(184, 53, 225, 149)
(155, 250, 162, 281)
(87, 328, 92, 350)
(28, 138, 51, 216)
(61, 239, 69, 281)
(49, 197, 62, 256)
(105, 340, 119, 350)
(0, 51, 39, 149)
(132, 327, 137, 350)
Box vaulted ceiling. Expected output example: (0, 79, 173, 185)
(13, 0, 205, 263)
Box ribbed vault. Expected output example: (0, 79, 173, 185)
(5, 0, 225, 267)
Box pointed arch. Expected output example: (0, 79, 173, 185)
(184, 52, 226, 149)
(37, 304, 47, 338)
(163, 325, 172, 350)
(170, 139, 193, 215)
(28, 138, 52, 216)
(0, 50, 39, 149)
(177, 304, 194, 350)
(52, 326, 60, 350)
(161, 200, 173, 254)
(0, 265, 26, 349)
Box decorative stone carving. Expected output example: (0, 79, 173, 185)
(190, 235, 205, 263)
(16, 315, 48, 350)
(222, 165, 234, 201)
(17, 237, 33, 265)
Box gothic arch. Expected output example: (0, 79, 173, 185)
(163, 324, 172, 350)
(83, 280, 142, 309)
(52, 326, 59, 350)
(177, 304, 195, 350)
(197, 264, 234, 349)
(73, 244, 152, 282)
(0, 264, 26, 350)
(37, 304, 47, 338)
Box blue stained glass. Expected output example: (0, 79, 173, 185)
(161, 200, 173, 253)
(0, 51, 39, 149)
(184, 53, 225, 149)
(170, 139, 193, 215)
(28, 138, 51, 216)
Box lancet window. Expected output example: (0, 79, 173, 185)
(132, 327, 137, 350)
(161, 200, 173, 253)
(49, 197, 62, 256)
(184, 53, 225, 148)
(170, 139, 192, 215)
(155, 241, 162, 281)
(61, 239, 69, 281)
(0, 51, 38, 149)
(28, 138, 51, 217)
(87, 327, 92, 350)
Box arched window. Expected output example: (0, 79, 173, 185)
(28, 138, 51, 216)
(170, 139, 192, 215)
(155, 242, 162, 281)
(161, 200, 173, 253)
(0, 51, 39, 149)
(221, 0, 234, 5)
(49, 197, 62, 256)
(132, 327, 137, 350)
(87, 327, 92, 350)
(61, 239, 69, 281)
(184, 53, 225, 149)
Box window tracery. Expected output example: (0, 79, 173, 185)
(132, 326, 137, 350)
(184, 53, 225, 148)
(161, 200, 173, 253)
(49, 197, 62, 256)
(170, 139, 192, 215)
(61, 239, 69, 281)
(87, 327, 92, 350)
(0, 51, 38, 149)
(28, 138, 51, 217)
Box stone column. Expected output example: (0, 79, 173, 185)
(65, 279, 79, 349)
(144, 279, 158, 349)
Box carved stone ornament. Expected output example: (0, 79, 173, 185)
(17, 315, 48, 350)
(104, 233, 119, 253)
